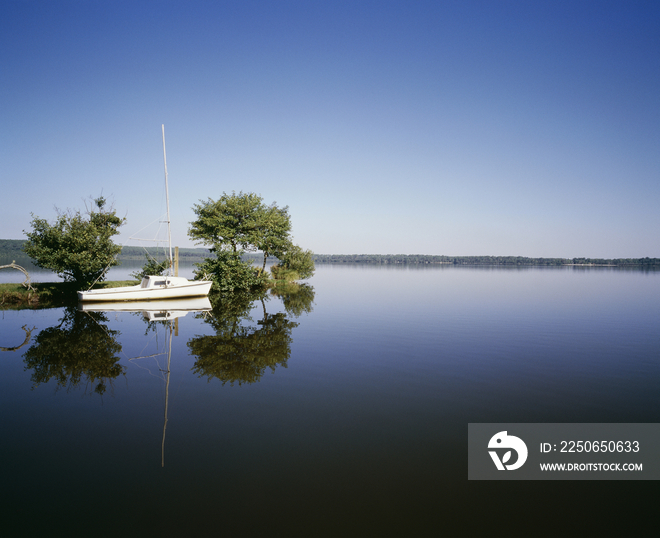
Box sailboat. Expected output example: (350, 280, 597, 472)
(78, 126, 212, 303)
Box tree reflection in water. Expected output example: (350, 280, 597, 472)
(189, 284, 314, 385)
(270, 281, 315, 318)
(22, 307, 124, 395)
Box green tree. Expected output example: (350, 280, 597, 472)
(271, 244, 315, 281)
(188, 191, 293, 289)
(23, 197, 124, 286)
(254, 203, 291, 275)
(189, 192, 267, 254)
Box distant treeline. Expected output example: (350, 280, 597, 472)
(0, 241, 211, 262)
(0, 239, 27, 259)
(118, 245, 210, 260)
(1, 240, 657, 267)
(0, 240, 276, 264)
(312, 254, 660, 266)
(119, 247, 278, 263)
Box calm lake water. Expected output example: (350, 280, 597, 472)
(1, 264, 659, 536)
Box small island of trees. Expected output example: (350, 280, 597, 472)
(188, 191, 315, 293)
(7, 192, 315, 304)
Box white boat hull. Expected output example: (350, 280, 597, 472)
(78, 277, 212, 303)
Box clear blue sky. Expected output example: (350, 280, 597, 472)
(2, 0, 658, 257)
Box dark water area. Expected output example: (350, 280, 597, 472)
(1, 265, 659, 536)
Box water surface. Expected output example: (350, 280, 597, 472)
(1, 265, 659, 536)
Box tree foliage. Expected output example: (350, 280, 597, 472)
(189, 192, 272, 253)
(189, 191, 305, 290)
(254, 203, 292, 274)
(271, 244, 315, 281)
(194, 250, 267, 294)
(23, 197, 124, 286)
(129, 254, 169, 281)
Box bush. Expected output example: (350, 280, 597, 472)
(271, 245, 315, 281)
(194, 251, 267, 293)
(130, 255, 169, 280)
(23, 197, 124, 287)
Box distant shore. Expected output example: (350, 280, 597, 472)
(1, 239, 658, 268)
(311, 254, 660, 267)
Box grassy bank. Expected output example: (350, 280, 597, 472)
(0, 280, 139, 309)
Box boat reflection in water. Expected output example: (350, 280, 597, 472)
(78, 296, 212, 320)
(80, 296, 212, 467)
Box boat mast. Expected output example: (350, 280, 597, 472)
(162, 124, 173, 276)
